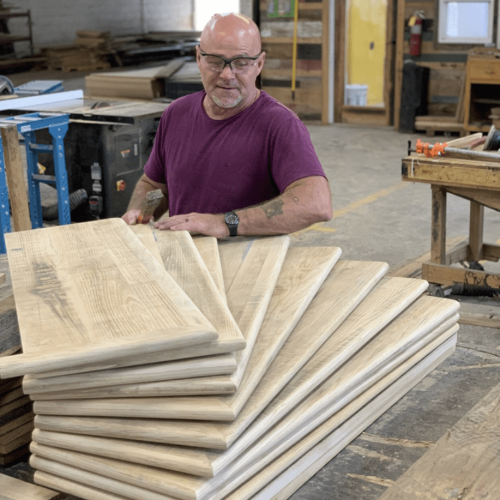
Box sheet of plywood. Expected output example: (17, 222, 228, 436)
(0, 386, 24, 406)
(0, 444, 29, 466)
(0, 431, 31, 455)
(0, 378, 22, 396)
(32, 246, 339, 420)
(0, 472, 63, 500)
(0, 396, 31, 418)
(378, 381, 500, 500)
(29, 320, 458, 500)
(23, 354, 237, 394)
(0, 420, 33, 448)
(244, 337, 457, 500)
(32, 236, 288, 380)
(0, 219, 217, 379)
(192, 236, 226, 301)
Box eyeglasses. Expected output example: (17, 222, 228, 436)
(199, 47, 262, 73)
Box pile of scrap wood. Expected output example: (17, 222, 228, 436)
(42, 30, 112, 72)
(85, 58, 185, 99)
(0, 219, 460, 500)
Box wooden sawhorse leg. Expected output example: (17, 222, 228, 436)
(431, 185, 447, 265)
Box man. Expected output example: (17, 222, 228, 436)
(122, 13, 332, 237)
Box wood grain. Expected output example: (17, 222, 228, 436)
(30, 316, 459, 500)
(192, 236, 226, 301)
(249, 338, 457, 500)
(0, 471, 63, 500)
(0, 219, 217, 378)
(30, 454, 174, 500)
(32, 246, 338, 420)
(22, 354, 237, 394)
(33, 275, 430, 451)
(378, 379, 500, 499)
(29, 375, 237, 400)
(30, 235, 287, 379)
(218, 239, 253, 292)
(1, 125, 31, 232)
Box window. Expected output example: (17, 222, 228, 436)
(194, 1, 241, 31)
(438, 0, 494, 44)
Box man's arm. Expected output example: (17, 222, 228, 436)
(154, 175, 332, 237)
(122, 174, 169, 224)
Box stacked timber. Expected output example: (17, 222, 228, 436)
(42, 33, 111, 72)
(85, 59, 185, 99)
(0, 218, 460, 500)
(0, 348, 33, 465)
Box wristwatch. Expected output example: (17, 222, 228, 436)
(224, 211, 239, 237)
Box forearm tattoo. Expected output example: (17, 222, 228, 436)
(262, 198, 285, 219)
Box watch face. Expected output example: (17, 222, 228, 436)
(225, 213, 239, 225)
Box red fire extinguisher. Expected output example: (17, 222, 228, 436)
(409, 12, 424, 56)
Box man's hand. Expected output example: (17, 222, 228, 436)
(154, 213, 229, 239)
(121, 209, 153, 225)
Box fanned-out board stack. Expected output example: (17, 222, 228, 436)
(0, 218, 460, 500)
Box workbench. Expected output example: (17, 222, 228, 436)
(401, 134, 500, 294)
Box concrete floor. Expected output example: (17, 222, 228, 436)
(1, 69, 500, 499)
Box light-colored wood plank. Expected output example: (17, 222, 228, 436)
(458, 301, 500, 328)
(30, 309, 459, 500)
(32, 246, 340, 420)
(0, 219, 217, 379)
(30, 375, 237, 400)
(129, 224, 162, 264)
(0, 472, 63, 500)
(22, 354, 237, 395)
(32, 236, 288, 379)
(30, 454, 173, 500)
(378, 379, 500, 499)
(218, 239, 254, 293)
(192, 236, 225, 301)
(33, 275, 431, 450)
(35, 471, 127, 500)
(155, 230, 244, 352)
(1, 125, 31, 232)
(247, 337, 457, 500)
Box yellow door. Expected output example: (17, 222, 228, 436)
(346, 0, 387, 106)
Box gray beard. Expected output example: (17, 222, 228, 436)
(211, 94, 243, 108)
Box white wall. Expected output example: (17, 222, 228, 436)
(8, 0, 194, 55)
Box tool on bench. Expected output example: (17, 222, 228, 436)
(137, 189, 163, 224)
(407, 137, 500, 162)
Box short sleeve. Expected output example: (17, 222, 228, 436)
(144, 109, 168, 184)
(269, 114, 326, 192)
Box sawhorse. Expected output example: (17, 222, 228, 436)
(0, 112, 70, 253)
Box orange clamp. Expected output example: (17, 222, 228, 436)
(416, 139, 448, 158)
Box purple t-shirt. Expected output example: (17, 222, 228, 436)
(144, 90, 326, 216)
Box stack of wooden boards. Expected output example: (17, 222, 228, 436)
(0, 348, 33, 466)
(85, 59, 185, 100)
(42, 31, 111, 72)
(0, 218, 460, 500)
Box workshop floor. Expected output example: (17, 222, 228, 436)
(1, 70, 500, 499)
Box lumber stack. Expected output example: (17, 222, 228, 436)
(42, 31, 111, 72)
(0, 348, 33, 465)
(0, 218, 460, 500)
(85, 59, 184, 99)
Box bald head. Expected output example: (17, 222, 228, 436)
(200, 13, 261, 55)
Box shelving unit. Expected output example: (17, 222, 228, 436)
(0, 10, 34, 60)
(464, 52, 500, 133)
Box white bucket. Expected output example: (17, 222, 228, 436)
(345, 84, 368, 106)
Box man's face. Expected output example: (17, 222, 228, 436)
(196, 37, 264, 111)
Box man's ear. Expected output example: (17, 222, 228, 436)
(196, 45, 201, 64)
(257, 51, 266, 74)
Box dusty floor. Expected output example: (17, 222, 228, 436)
(0, 68, 499, 499)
